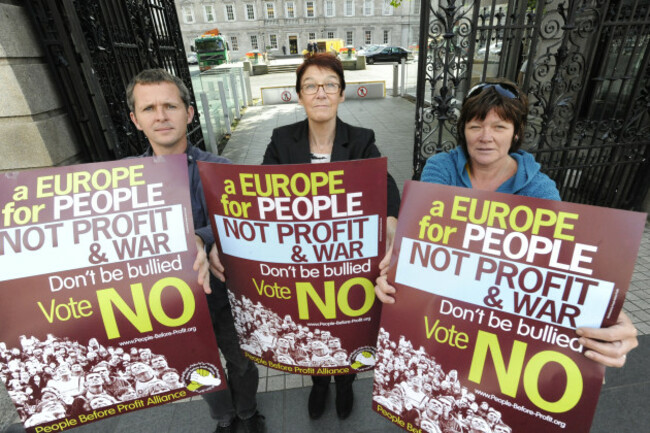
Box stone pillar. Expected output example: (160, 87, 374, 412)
(0, 3, 83, 172)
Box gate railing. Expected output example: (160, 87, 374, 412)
(26, 0, 204, 161)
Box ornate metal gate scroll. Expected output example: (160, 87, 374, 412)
(414, 0, 649, 209)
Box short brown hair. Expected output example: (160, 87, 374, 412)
(296, 53, 346, 95)
(126, 68, 191, 112)
(457, 79, 528, 153)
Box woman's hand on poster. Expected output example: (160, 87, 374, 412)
(375, 246, 396, 304)
(375, 217, 397, 304)
(194, 236, 212, 294)
(374, 217, 399, 304)
(386, 216, 398, 253)
(577, 311, 638, 368)
(208, 243, 226, 283)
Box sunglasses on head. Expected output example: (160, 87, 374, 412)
(466, 82, 520, 100)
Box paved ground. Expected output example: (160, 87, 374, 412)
(2, 87, 649, 433)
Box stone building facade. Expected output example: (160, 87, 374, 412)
(174, 0, 421, 59)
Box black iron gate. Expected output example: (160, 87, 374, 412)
(26, 0, 203, 161)
(414, 0, 650, 210)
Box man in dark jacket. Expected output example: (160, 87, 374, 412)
(127, 68, 265, 433)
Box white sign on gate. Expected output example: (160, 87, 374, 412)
(345, 82, 384, 99)
(261, 86, 299, 105)
(261, 81, 385, 105)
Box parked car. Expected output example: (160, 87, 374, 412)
(365, 46, 412, 64)
(477, 41, 502, 58)
(187, 53, 198, 64)
(358, 44, 385, 56)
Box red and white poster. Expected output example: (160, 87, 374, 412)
(373, 181, 646, 433)
(199, 159, 387, 375)
(0, 155, 225, 432)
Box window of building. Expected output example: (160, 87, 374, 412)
(203, 5, 216, 22)
(251, 35, 259, 50)
(182, 6, 195, 24)
(225, 4, 235, 21)
(269, 34, 278, 49)
(363, 0, 373, 16)
(411, 0, 420, 15)
(327, 31, 335, 39)
(383, 30, 389, 44)
(266, 3, 275, 19)
(346, 31, 354, 46)
(382, 0, 393, 15)
(325, 1, 335, 17)
(308, 32, 316, 41)
(365, 30, 372, 45)
(305, 1, 315, 17)
(246, 3, 256, 20)
(231, 36, 239, 51)
(285, 1, 295, 18)
(344, 0, 354, 16)
(409, 27, 417, 46)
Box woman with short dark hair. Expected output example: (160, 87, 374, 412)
(421, 80, 559, 199)
(263, 53, 400, 420)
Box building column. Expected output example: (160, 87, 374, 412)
(0, 2, 83, 172)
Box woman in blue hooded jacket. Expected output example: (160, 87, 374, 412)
(420, 81, 559, 200)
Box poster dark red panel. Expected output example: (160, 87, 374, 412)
(373, 181, 646, 433)
(199, 159, 387, 375)
(0, 155, 225, 432)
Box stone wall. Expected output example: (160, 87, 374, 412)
(0, 1, 83, 173)
(0, 381, 15, 433)
(1, 1, 84, 429)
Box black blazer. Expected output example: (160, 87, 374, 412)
(263, 118, 400, 217)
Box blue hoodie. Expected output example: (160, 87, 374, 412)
(420, 147, 560, 200)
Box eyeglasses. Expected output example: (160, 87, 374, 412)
(301, 82, 341, 95)
(466, 82, 520, 100)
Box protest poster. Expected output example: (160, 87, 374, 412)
(372, 181, 646, 433)
(0, 155, 225, 432)
(199, 158, 387, 375)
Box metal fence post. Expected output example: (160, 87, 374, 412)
(244, 71, 254, 106)
(199, 92, 218, 154)
(230, 73, 241, 119)
(239, 68, 248, 108)
(392, 64, 399, 97)
(218, 80, 232, 135)
(400, 58, 406, 96)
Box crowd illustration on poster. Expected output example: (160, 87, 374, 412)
(229, 292, 377, 371)
(374, 328, 513, 433)
(1, 334, 215, 428)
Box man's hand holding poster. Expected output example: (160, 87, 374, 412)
(0, 155, 225, 432)
(199, 159, 387, 375)
(373, 181, 646, 433)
